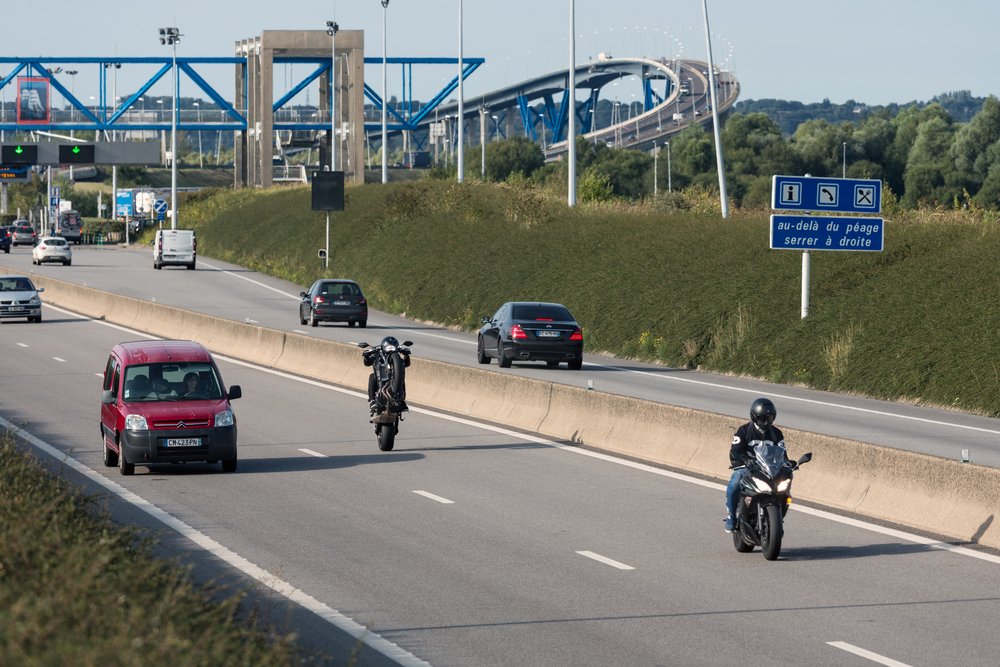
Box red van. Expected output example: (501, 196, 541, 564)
(100, 340, 242, 475)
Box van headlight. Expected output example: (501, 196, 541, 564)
(125, 414, 148, 431)
(214, 410, 234, 427)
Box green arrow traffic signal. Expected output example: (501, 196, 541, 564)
(14, 146, 23, 155)
(72, 146, 81, 154)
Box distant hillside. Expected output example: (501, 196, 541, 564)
(735, 90, 986, 135)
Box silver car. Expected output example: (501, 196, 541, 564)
(11, 221, 36, 246)
(32, 236, 72, 266)
(0, 275, 44, 323)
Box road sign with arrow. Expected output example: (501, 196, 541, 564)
(771, 175, 881, 214)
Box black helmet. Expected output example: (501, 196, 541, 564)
(380, 336, 400, 351)
(750, 398, 776, 431)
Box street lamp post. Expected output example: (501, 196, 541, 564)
(842, 141, 847, 178)
(567, 0, 577, 207)
(66, 69, 78, 180)
(104, 63, 122, 230)
(700, 0, 728, 217)
(193, 102, 203, 168)
(666, 140, 672, 192)
(480, 106, 486, 178)
(653, 142, 658, 196)
(457, 0, 464, 183)
(332, 24, 340, 170)
(159, 27, 181, 229)
(381, 0, 389, 184)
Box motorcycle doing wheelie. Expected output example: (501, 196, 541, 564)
(731, 442, 812, 560)
(359, 337, 412, 452)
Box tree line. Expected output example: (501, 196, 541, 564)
(474, 95, 1000, 209)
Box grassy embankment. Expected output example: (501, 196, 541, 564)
(0, 433, 314, 665)
(176, 180, 1000, 417)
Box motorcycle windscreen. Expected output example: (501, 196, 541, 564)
(752, 442, 788, 478)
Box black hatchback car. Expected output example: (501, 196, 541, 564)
(478, 302, 584, 369)
(299, 279, 368, 327)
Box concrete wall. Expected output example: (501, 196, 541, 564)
(18, 269, 1000, 550)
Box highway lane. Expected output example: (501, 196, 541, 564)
(2, 300, 1000, 666)
(5, 244, 1000, 469)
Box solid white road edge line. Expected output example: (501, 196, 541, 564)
(413, 490, 455, 504)
(827, 641, 913, 667)
(576, 551, 635, 570)
(0, 414, 433, 667)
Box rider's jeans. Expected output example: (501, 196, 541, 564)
(726, 469, 745, 517)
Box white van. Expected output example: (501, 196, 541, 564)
(153, 229, 196, 270)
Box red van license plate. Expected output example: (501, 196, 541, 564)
(165, 437, 202, 448)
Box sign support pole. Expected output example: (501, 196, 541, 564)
(325, 211, 330, 270)
(801, 251, 810, 319)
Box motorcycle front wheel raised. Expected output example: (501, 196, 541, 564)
(761, 504, 784, 560)
(376, 419, 398, 451)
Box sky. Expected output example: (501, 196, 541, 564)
(1, 0, 997, 111)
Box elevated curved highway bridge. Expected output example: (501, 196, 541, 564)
(430, 56, 739, 157)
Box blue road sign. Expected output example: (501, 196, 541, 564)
(153, 198, 167, 220)
(115, 191, 133, 218)
(772, 175, 881, 214)
(770, 215, 884, 252)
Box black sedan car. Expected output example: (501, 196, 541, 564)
(478, 302, 583, 369)
(299, 279, 368, 327)
(0, 227, 10, 253)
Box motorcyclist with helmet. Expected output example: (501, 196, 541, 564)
(363, 335, 410, 416)
(724, 397, 787, 533)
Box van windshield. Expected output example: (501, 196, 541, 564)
(123, 362, 223, 402)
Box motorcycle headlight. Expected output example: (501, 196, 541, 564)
(751, 476, 772, 493)
(776, 478, 791, 493)
(125, 414, 148, 431)
(214, 410, 234, 427)
(382, 344, 397, 353)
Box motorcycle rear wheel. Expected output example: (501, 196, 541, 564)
(761, 505, 784, 560)
(377, 420, 397, 451)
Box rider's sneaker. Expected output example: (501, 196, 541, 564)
(369, 400, 379, 416)
(724, 514, 735, 533)
(398, 399, 409, 412)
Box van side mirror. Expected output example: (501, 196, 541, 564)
(481, 316, 490, 324)
(227, 385, 242, 400)
(101, 389, 115, 404)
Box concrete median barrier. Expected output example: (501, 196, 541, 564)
(15, 267, 1000, 551)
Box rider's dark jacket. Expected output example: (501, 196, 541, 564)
(729, 423, 786, 467)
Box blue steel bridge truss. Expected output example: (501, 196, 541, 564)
(0, 56, 485, 135)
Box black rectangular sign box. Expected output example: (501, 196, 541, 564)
(1, 144, 37, 165)
(59, 144, 96, 164)
(311, 171, 345, 211)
